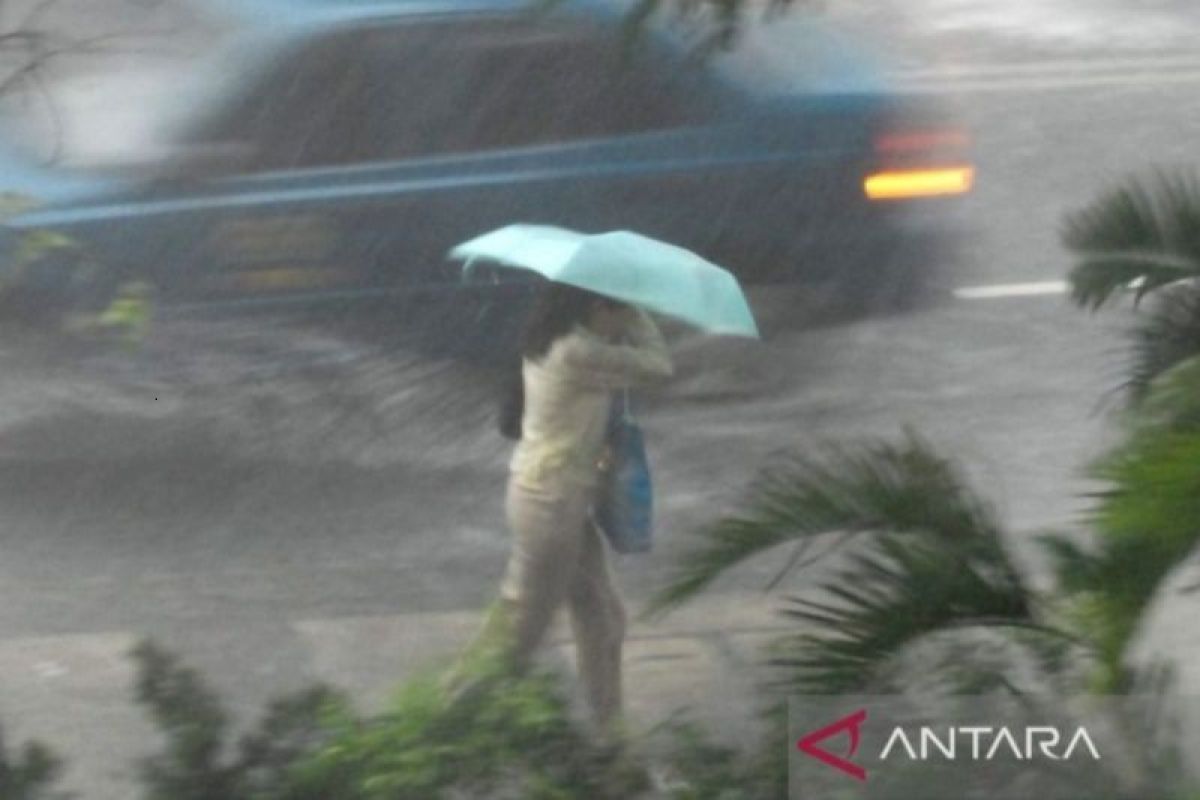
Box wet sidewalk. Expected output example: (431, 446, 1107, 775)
(294, 589, 789, 739)
(0, 590, 791, 800)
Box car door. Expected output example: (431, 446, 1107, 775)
(332, 14, 758, 334)
(74, 13, 754, 317)
(46, 29, 389, 309)
(147, 30, 379, 306)
(300, 16, 739, 284)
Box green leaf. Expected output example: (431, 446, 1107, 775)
(1125, 288, 1200, 400)
(1065, 169, 1200, 310)
(646, 431, 1006, 615)
(0, 192, 38, 218)
(14, 229, 79, 267)
(1137, 354, 1200, 430)
(767, 529, 1038, 694)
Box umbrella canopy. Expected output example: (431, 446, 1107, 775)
(449, 225, 759, 339)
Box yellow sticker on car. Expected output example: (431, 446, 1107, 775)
(210, 213, 338, 265)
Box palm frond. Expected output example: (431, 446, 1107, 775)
(766, 533, 1041, 694)
(1136, 353, 1200, 430)
(1126, 286, 1200, 399)
(1038, 533, 1102, 594)
(1064, 169, 1200, 310)
(1069, 254, 1200, 311)
(646, 432, 1006, 615)
(1089, 430, 1200, 555)
(1061, 405, 1200, 687)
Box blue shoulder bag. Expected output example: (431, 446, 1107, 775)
(593, 390, 654, 554)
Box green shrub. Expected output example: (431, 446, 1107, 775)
(0, 725, 69, 800)
(1044, 357, 1200, 690)
(131, 641, 349, 800)
(133, 640, 660, 800)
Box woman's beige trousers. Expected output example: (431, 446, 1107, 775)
(494, 476, 627, 731)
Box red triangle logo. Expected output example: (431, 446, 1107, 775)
(797, 708, 868, 782)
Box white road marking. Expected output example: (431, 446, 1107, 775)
(888, 54, 1200, 94)
(893, 53, 1200, 81)
(954, 281, 1069, 300)
(898, 71, 1200, 94)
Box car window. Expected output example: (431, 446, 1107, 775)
(184, 34, 375, 171)
(363, 19, 713, 158)
(185, 16, 716, 172)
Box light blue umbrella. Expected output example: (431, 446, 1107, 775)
(450, 224, 759, 339)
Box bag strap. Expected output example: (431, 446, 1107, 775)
(611, 331, 635, 424)
(606, 389, 634, 435)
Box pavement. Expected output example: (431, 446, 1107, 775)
(0, 590, 789, 800)
(7, 551, 1200, 800)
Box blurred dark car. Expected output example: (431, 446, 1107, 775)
(0, 0, 972, 343)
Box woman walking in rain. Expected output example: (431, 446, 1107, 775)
(468, 282, 673, 737)
(446, 224, 755, 747)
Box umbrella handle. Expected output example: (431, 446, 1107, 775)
(620, 388, 633, 422)
(461, 257, 478, 282)
(462, 257, 501, 285)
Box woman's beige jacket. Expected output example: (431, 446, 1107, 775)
(510, 309, 672, 490)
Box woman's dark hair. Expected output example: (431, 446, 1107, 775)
(498, 283, 615, 440)
(520, 283, 613, 360)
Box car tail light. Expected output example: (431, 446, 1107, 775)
(864, 166, 975, 200)
(864, 126, 975, 201)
